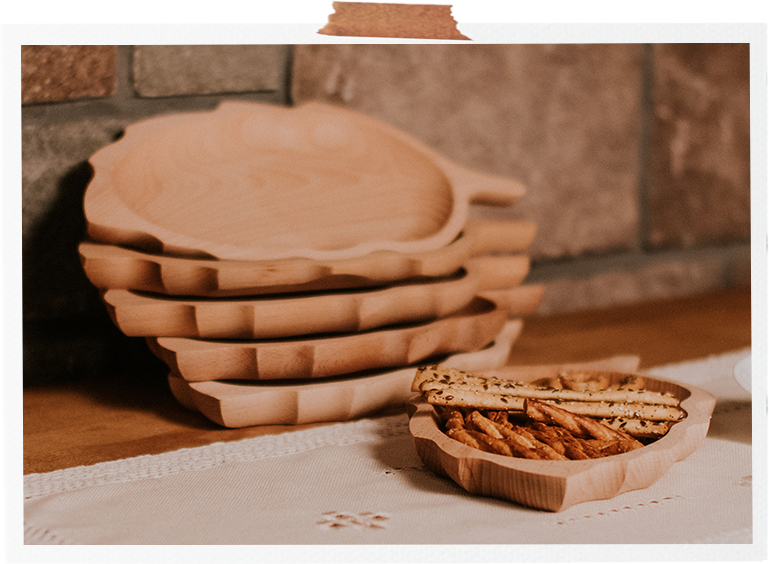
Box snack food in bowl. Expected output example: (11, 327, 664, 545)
(408, 365, 715, 511)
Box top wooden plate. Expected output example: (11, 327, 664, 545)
(84, 101, 526, 261)
(408, 365, 716, 512)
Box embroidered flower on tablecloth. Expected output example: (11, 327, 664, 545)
(316, 511, 390, 530)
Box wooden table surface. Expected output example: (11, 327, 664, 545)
(23, 286, 752, 475)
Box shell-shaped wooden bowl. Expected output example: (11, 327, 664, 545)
(78, 219, 536, 297)
(84, 101, 525, 261)
(169, 319, 524, 428)
(408, 370, 716, 512)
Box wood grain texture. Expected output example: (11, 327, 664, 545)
(22, 287, 751, 475)
(408, 369, 716, 512)
(505, 287, 752, 369)
(84, 101, 524, 261)
(480, 284, 544, 317)
(100, 261, 536, 339)
(79, 219, 536, 296)
(169, 319, 523, 427)
(148, 294, 510, 381)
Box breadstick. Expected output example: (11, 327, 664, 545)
(546, 432, 596, 460)
(424, 388, 525, 410)
(446, 427, 491, 452)
(412, 365, 493, 391)
(501, 438, 548, 460)
(464, 429, 515, 457)
(467, 410, 504, 439)
(468, 411, 568, 460)
(505, 425, 569, 461)
(542, 401, 685, 422)
(598, 417, 673, 439)
(443, 409, 466, 431)
(525, 399, 643, 450)
(528, 399, 627, 441)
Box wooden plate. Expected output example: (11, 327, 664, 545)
(408, 366, 716, 512)
(147, 293, 510, 382)
(84, 101, 525, 261)
(79, 219, 536, 297)
(100, 261, 537, 339)
(168, 319, 524, 427)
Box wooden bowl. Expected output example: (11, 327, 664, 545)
(169, 320, 524, 427)
(78, 219, 536, 297)
(84, 101, 525, 261)
(408, 369, 716, 512)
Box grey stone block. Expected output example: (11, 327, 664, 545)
(22, 117, 128, 321)
(133, 45, 288, 97)
(534, 256, 729, 315)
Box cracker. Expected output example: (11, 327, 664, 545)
(414, 366, 679, 407)
(424, 388, 685, 422)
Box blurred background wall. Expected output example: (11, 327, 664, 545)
(21, 44, 751, 385)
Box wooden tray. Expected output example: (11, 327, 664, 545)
(408, 366, 716, 512)
(168, 319, 524, 428)
(100, 260, 536, 339)
(147, 293, 510, 382)
(84, 101, 525, 261)
(79, 219, 536, 297)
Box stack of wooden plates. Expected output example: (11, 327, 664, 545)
(80, 101, 543, 427)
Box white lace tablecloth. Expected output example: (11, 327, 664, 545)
(21, 348, 761, 555)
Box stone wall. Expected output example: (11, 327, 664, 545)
(290, 44, 751, 315)
(21, 44, 751, 384)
